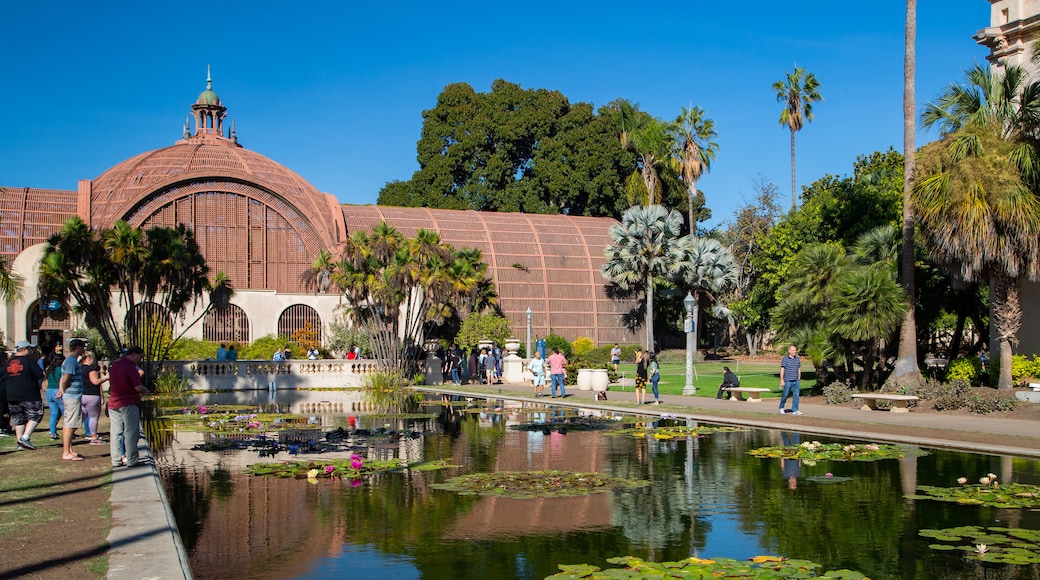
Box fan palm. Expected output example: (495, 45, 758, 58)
(773, 66, 823, 209)
(917, 63, 1040, 389)
(668, 236, 737, 356)
(602, 205, 686, 350)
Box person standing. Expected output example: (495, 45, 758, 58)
(779, 344, 803, 415)
(634, 349, 648, 405)
(215, 343, 228, 361)
(108, 346, 149, 468)
(528, 350, 546, 397)
(79, 351, 109, 445)
(447, 346, 461, 386)
(547, 348, 567, 398)
(6, 341, 45, 450)
(648, 353, 661, 405)
(43, 353, 63, 439)
(57, 338, 87, 460)
(610, 343, 622, 373)
(492, 344, 503, 383)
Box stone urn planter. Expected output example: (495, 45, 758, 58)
(504, 339, 521, 355)
(577, 368, 595, 391)
(477, 339, 494, 351)
(590, 369, 609, 392)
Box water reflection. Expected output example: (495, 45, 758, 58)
(156, 391, 1040, 580)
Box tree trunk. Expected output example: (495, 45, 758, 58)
(688, 180, 698, 235)
(893, 0, 922, 384)
(789, 129, 797, 210)
(645, 272, 654, 352)
(992, 272, 1022, 390)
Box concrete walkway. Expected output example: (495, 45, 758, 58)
(107, 380, 1040, 579)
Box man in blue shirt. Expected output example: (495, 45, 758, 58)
(57, 338, 87, 460)
(779, 344, 802, 415)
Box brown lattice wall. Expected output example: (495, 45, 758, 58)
(203, 304, 250, 343)
(0, 187, 80, 262)
(277, 304, 323, 342)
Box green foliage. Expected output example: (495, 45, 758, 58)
(543, 333, 572, 359)
(378, 80, 638, 218)
(455, 312, 512, 349)
(152, 368, 189, 397)
(988, 354, 1040, 387)
(748, 441, 924, 463)
(165, 338, 216, 361)
(883, 378, 1019, 414)
(608, 425, 744, 438)
(571, 336, 594, 357)
(325, 314, 371, 357)
(428, 470, 650, 499)
(823, 381, 854, 404)
(920, 526, 1040, 565)
(239, 335, 293, 360)
(655, 349, 704, 364)
(549, 555, 869, 579)
(71, 328, 112, 360)
(580, 344, 641, 365)
(912, 476, 1040, 509)
(945, 356, 984, 386)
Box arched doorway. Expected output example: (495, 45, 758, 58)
(277, 304, 322, 343)
(203, 304, 250, 343)
(28, 299, 70, 353)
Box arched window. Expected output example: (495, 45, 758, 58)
(277, 304, 322, 343)
(203, 304, 250, 343)
(29, 300, 71, 331)
(125, 302, 173, 343)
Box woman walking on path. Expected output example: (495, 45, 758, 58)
(634, 349, 648, 405)
(79, 352, 109, 445)
(648, 353, 661, 405)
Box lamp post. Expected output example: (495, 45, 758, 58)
(683, 292, 697, 395)
(525, 307, 533, 359)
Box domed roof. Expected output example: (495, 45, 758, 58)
(89, 137, 341, 249)
(196, 88, 221, 106)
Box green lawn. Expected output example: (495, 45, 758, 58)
(615, 360, 816, 399)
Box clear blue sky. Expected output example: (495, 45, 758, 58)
(2, 1, 988, 228)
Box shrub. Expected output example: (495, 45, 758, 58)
(152, 367, 189, 396)
(823, 382, 854, 405)
(456, 313, 512, 349)
(967, 390, 1020, 414)
(988, 354, 1040, 387)
(166, 338, 216, 361)
(544, 334, 572, 359)
(945, 356, 984, 386)
(656, 349, 705, 364)
(239, 335, 296, 360)
(572, 336, 594, 357)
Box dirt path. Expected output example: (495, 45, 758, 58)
(0, 421, 113, 579)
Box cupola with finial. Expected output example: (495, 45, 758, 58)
(190, 66, 227, 138)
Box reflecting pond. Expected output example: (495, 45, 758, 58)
(155, 392, 1040, 579)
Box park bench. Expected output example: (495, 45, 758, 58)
(851, 393, 919, 413)
(723, 387, 771, 402)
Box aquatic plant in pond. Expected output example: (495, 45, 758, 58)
(246, 457, 457, 479)
(920, 526, 1040, 565)
(547, 555, 869, 579)
(910, 473, 1040, 508)
(749, 441, 924, 462)
(430, 470, 650, 498)
(608, 425, 745, 439)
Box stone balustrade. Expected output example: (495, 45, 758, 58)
(166, 359, 398, 390)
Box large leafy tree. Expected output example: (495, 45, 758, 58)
(379, 80, 637, 218)
(893, 0, 922, 383)
(671, 106, 719, 231)
(773, 66, 823, 209)
(39, 218, 232, 385)
(602, 206, 686, 350)
(916, 63, 1040, 389)
(330, 223, 489, 374)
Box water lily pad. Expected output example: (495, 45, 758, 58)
(749, 441, 924, 462)
(246, 457, 454, 479)
(429, 470, 649, 499)
(609, 425, 744, 439)
(551, 555, 868, 579)
(913, 482, 1040, 509)
(805, 475, 853, 484)
(920, 526, 1040, 564)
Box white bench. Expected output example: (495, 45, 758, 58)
(851, 393, 919, 413)
(724, 387, 771, 402)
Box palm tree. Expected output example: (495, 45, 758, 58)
(627, 118, 673, 205)
(893, 0, 922, 383)
(671, 106, 719, 231)
(602, 205, 686, 350)
(669, 236, 737, 357)
(773, 66, 823, 209)
(917, 63, 1040, 389)
(303, 249, 337, 294)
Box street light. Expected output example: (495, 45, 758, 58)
(683, 292, 697, 395)
(525, 307, 533, 359)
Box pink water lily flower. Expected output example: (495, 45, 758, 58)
(957, 477, 968, 485)
(825, 473, 833, 477)
(324, 465, 335, 475)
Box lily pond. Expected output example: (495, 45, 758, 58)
(152, 390, 1040, 579)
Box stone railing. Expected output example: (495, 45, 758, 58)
(166, 359, 393, 390)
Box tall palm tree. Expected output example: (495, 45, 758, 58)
(671, 106, 719, 231)
(669, 236, 737, 357)
(303, 249, 337, 294)
(893, 0, 922, 383)
(773, 66, 823, 209)
(917, 63, 1040, 389)
(626, 118, 673, 205)
(602, 205, 686, 350)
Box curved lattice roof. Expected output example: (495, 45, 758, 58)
(88, 136, 343, 249)
(343, 205, 636, 345)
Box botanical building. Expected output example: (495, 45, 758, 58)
(0, 76, 639, 349)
